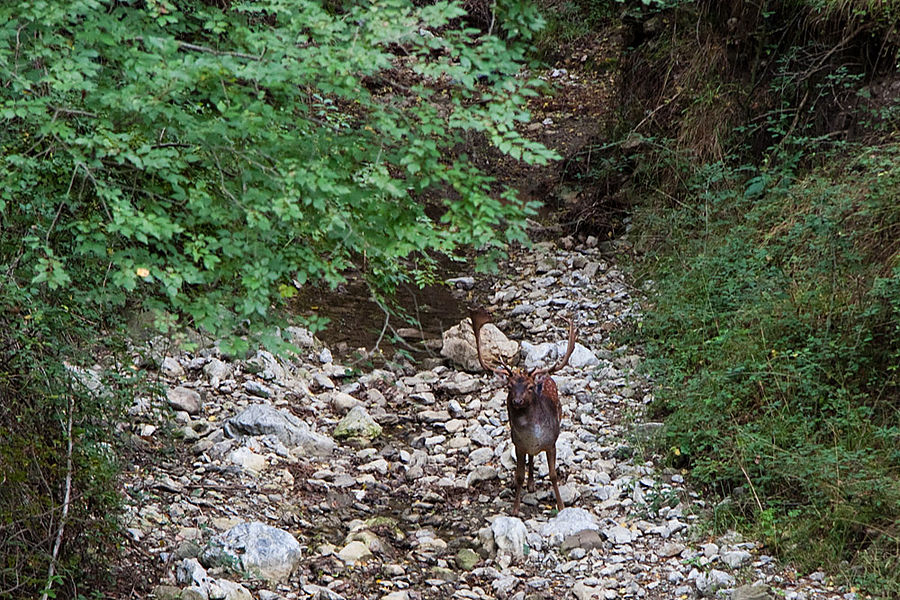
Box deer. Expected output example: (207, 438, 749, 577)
(470, 308, 577, 516)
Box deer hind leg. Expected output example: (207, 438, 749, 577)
(527, 452, 535, 492)
(513, 446, 527, 516)
(546, 446, 564, 512)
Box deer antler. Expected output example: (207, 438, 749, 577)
(531, 318, 577, 376)
(470, 308, 510, 376)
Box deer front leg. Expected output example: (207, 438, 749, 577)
(527, 453, 535, 493)
(546, 446, 564, 512)
(513, 446, 526, 516)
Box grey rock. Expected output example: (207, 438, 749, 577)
(333, 406, 383, 439)
(286, 326, 315, 348)
(161, 356, 185, 378)
(151, 585, 183, 600)
(250, 350, 286, 382)
(441, 318, 519, 372)
(181, 588, 207, 600)
(208, 579, 252, 600)
(202, 521, 301, 583)
(456, 548, 480, 571)
(540, 507, 600, 546)
(226, 404, 335, 456)
(659, 542, 686, 558)
(696, 570, 735, 596)
(337, 540, 372, 565)
(203, 359, 232, 384)
(176, 558, 212, 592)
(469, 447, 494, 465)
(326, 391, 362, 413)
(560, 529, 604, 552)
(438, 373, 481, 395)
(732, 584, 773, 600)
(491, 516, 528, 560)
(466, 466, 498, 486)
(167, 386, 202, 415)
(319, 347, 333, 364)
(521, 340, 599, 370)
(243, 380, 272, 398)
(603, 525, 636, 545)
(722, 550, 752, 568)
(446, 276, 475, 289)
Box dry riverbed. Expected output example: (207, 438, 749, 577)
(109, 233, 856, 600)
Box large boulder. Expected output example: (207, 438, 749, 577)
(225, 404, 334, 456)
(202, 522, 301, 583)
(441, 318, 518, 372)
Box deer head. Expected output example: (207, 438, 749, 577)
(470, 308, 577, 408)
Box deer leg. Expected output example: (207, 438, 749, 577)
(527, 453, 535, 492)
(546, 446, 564, 512)
(513, 446, 526, 516)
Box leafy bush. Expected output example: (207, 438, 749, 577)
(632, 142, 900, 591)
(1, 0, 554, 594)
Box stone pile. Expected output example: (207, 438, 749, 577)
(119, 237, 851, 600)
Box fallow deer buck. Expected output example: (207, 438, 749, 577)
(471, 308, 577, 515)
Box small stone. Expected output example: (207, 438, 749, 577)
(491, 516, 527, 561)
(161, 356, 185, 378)
(228, 446, 267, 474)
(732, 584, 773, 600)
(167, 386, 202, 415)
(469, 447, 494, 465)
(696, 569, 735, 595)
(333, 406, 382, 439)
(541, 507, 600, 546)
(466, 466, 498, 487)
(337, 540, 373, 565)
(202, 522, 301, 584)
(722, 550, 752, 568)
(603, 525, 636, 545)
(152, 585, 183, 600)
(243, 380, 272, 398)
(561, 529, 604, 552)
(702, 542, 720, 558)
(456, 548, 480, 571)
(659, 542, 685, 558)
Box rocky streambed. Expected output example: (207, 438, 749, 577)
(118, 237, 852, 600)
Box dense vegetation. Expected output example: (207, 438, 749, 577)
(2, 0, 898, 596)
(0, 1, 552, 596)
(563, 0, 899, 593)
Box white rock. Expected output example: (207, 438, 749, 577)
(540, 507, 600, 546)
(228, 446, 267, 474)
(604, 525, 636, 545)
(208, 579, 252, 600)
(441, 318, 519, 372)
(491, 516, 528, 561)
(202, 522, 302, 583)
(722, 550, 752, 568)
(337, 540, 372, 565)
(696, 569, 735, 595)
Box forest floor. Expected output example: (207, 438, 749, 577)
(109, 46, 860, 600)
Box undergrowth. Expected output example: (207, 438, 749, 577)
(580, 0, 900, 595)
(632, 143, 899, 593)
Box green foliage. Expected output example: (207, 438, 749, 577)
(631, 141, 900, 591)
(0, 0, 555, 594)
(1, 0, 554, 338)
